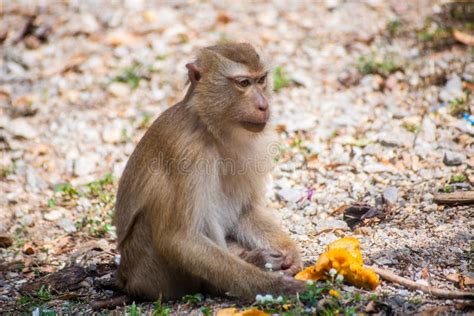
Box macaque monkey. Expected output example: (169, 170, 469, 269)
(114, 43, 305, 301)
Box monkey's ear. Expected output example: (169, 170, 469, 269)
(186, 62, 202, 85)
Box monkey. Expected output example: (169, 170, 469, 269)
(114, 43, 305, 301)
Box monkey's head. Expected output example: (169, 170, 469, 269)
(186, 43, 272, 138)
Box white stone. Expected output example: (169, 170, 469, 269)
(313, 219, 349, 234)
(440, 75, 464, 102)
(6, 118, 38, 139)
(74, 154, 99, 176)
(58, 218, 77, 233)
(108, 82, 131, 98)
(44, 210, 64, 221)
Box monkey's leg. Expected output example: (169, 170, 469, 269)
(156, 233, 304, 298)
(117, 215, 202, 300)
(234, 208, 303, 276)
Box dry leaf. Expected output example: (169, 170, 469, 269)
(22, 243, 35, 255)
(342, 203, 383, 229)
(106, 30, 139, 46)
(446, 273, 474, 288)
(421, 267, 430, 281)
(463, 81, 474, 93)
(295, 237, 380, 290)
(365, 300, 377, 313)
(0, 235, 13, 248)
(217, 11, 232, 24)
(453, 29, 474, 46)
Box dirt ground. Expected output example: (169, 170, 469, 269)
(0, 0, 473, 315)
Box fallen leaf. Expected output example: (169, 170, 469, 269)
(342, 203, 383, 229)
(446, 273, 474, 289)
(0, 235, 13, 248)
(421, 267, 430, 281)
(295, 237, 380, 290)
(105, 30, 139, 46)
(22, 243, 35, 255)
(365, 300, 377, 313)
(275, 124, 287, 133)
(217, 11, 232, 24)
(453, 29, 474, 46)
(463, 81, 474, 93)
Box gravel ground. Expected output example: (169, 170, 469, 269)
(1, 0, 473, 314)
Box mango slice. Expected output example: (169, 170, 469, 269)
(295, 237, 380, 290)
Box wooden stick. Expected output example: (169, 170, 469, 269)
(369, 266, 474, 300)
(433, 191, 474, 205)
(90, 295, 130, 310)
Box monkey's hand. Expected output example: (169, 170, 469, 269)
(242, 248, 284, 270)
(280, 251, 303, 277)
(242, 249, 302, 276)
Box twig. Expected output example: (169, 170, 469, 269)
(90, 295, 130, 311)
(433, 191, 474, 205)
(369, 266, 474, 300)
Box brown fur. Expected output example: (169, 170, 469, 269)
(114, 43, 304, 300)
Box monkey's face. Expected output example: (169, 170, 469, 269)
(190, 43, 273, 136)
(228, 72, 271, 133)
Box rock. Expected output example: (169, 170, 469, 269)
(377, 130, 414, 148)
(20, 215, 34, 226)
(443, 151, 465, 166)
(6, 118, 38, 139)
(383, 187, 398, 205)
(440, 75, 464, 102)
(257, 10, 278, 27)
(26, 167, 47, 191)
(279, 114, 317, 132)
(360, 74, 384, 92)
(80, 13, 100, 34)
(363, 163, 396, 173)
(423, 193, 434, 203)
(76, 197, 92, 212)
(108, 82, 131, 97)
(145, 7, 178, 27)
(102, 121, 124, 144)
(277, 187, 302, 203)
(58, 218, 76, 233)
(114, 255, 121, 266)
(324, 0, 341, 9)
(73, 154, 99, 176)
(318, 232, 339, 245)
(44, 209, 64, 221)
(313, 219, 349, 234)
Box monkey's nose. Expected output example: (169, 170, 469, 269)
(256, 99, 268, 112)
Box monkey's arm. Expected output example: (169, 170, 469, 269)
(155, 231, 304, 298)
(234, 208, 303, 275)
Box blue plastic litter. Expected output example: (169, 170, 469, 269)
(463, 113, 474, 126)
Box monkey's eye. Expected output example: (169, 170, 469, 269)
(257, 74, 267, 85)
(236, 79, 251, 88)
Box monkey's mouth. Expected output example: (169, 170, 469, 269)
(240, 121, 267, 133)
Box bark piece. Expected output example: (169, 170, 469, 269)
(433, 191, 474, 205)
(20, 266, 87, 294)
